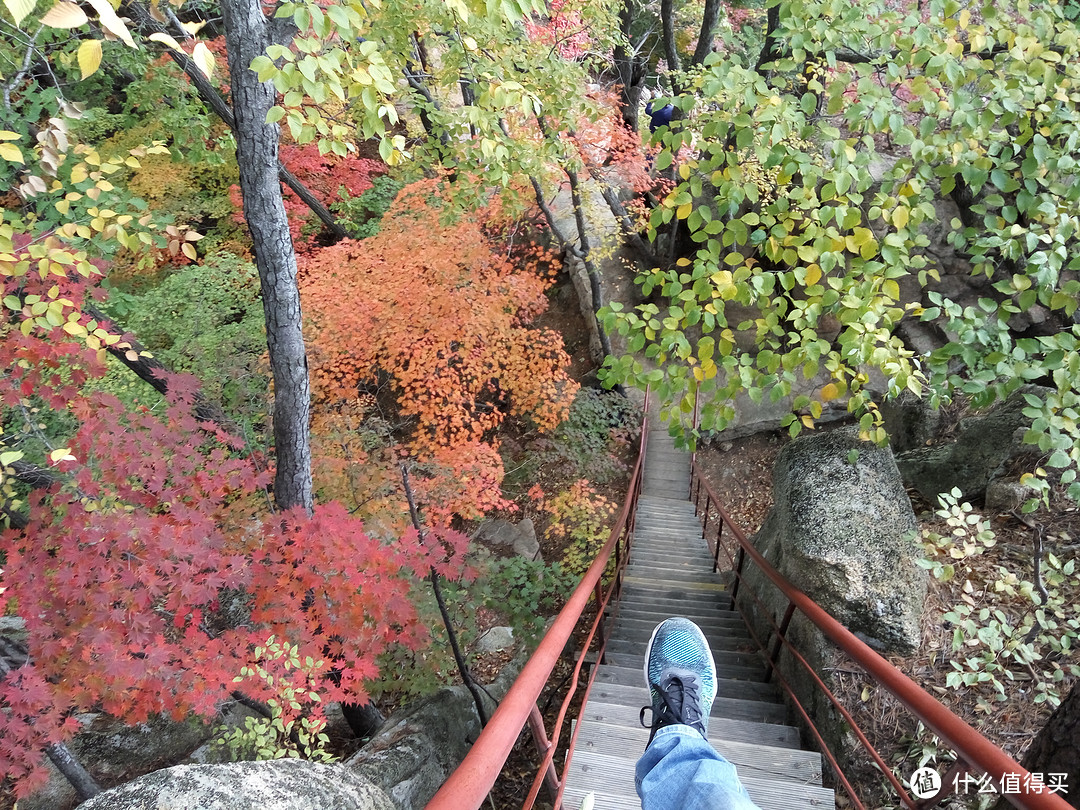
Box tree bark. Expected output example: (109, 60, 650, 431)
(221, 0, 313, 513)
(1000, 682, 1080, 809)
(660, 0, 681, 75)
(613, 0, 647, 131)
(691, 0, 722, 66)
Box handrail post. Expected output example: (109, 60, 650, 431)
(712, 521, 724, 573)
(765, 602, 796, 683)
(593, 580, 606, 654)
(527, 705, 561, 803)
(702, 492, 711, 539)
(728, 545, 745, 604)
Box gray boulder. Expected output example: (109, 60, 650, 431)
(77, 760, 396, 810)
(895, 386, 1049, 501)
(20, 714, 211, 810)
(347, 650, 524, 809)
(745, 427, 926, 654)
(475, 517, 540, 561)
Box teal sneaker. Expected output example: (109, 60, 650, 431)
(639, 617, 717, 743)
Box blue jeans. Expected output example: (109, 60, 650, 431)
(636, 725, 762, 810)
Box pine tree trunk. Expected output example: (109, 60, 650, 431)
(220, 0, 313, 513)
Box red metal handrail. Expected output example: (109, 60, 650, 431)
(688, 453, 1072, 810)
(426, 391, 650, 810)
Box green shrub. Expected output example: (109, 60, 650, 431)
(99, 251, 268, 431)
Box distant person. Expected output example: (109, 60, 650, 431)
(637, 617, 762, 810)
(645, 101, 675, 134)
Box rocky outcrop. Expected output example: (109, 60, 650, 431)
(743, 427, 926, 653)
(346, 651, 525, 809)
(19, 714, 212, 810)
(737, 427, 928, 788)
(77, 760, 396, 810)
(895, 386, 1050, 502)
(475, 517, 541, 561)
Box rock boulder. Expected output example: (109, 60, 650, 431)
(895, 386, 1049, 501)
(745, 427, 926, 653)
(77, 760, 396, 810)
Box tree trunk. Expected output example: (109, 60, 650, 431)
(1001, 682, 1080, 808)
(221, 0, 313, 513)
(691, 0, 722, 66)
(613, 0, 646, 131)
(660, 0, 681, 75)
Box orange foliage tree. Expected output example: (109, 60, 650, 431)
(301, 181, 578, 521)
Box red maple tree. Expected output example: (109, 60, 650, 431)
(0, 249, 462, 796)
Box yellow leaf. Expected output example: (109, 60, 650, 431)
(41, 0, 88, 27)
(181, 242, 197, 260)
(676, 202, 693, 220)
(883, 279, 900, 300)
(85, 0, 134, 46)
(820, 383, 840, 401)
(148, 31, 183, 52)
(77, 39, 103, 79)
(804, 263, 821, 286)
(893, 206, 909, 229)
(800, 414, 815, 429)
(3, 0, 36, 27)
(0, 130, 21, 140)
(49, 447, 76, 464)
(0, 142, 23, 163)
(192, 41, 215, 79)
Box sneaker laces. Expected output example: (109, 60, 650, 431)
(640, 667, 707, 741)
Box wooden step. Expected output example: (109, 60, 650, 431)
(594, 664, 776, 697)
(572, 719, 824, 785)
(577, 701, 801, 749)
(604, 648, 762, 670)
(608, 613, 746, 634)
(607, 629, 752, 655)
(616, 597, 735, 617)
(607, 619, 751, 648)
(613, 601, 737, 620)
(585, 681, 789, 725)
(617, 587, 734, 604)
(622, 575, 727, 592)
(563, 750, 835, 810)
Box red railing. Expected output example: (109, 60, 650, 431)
(426, 391, 651, 810)
(689, 452, 1072, 810)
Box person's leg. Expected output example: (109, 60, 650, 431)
(635, 725, 760, 810)
(635, 618, 762, 810)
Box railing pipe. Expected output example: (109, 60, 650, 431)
(426, 393, 650, 810)
(692, 461, 1072, 810)
(527, 704, 559, 801)
(764, 601, 795, 683)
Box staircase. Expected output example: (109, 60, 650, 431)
(561, 422, 836, 809)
